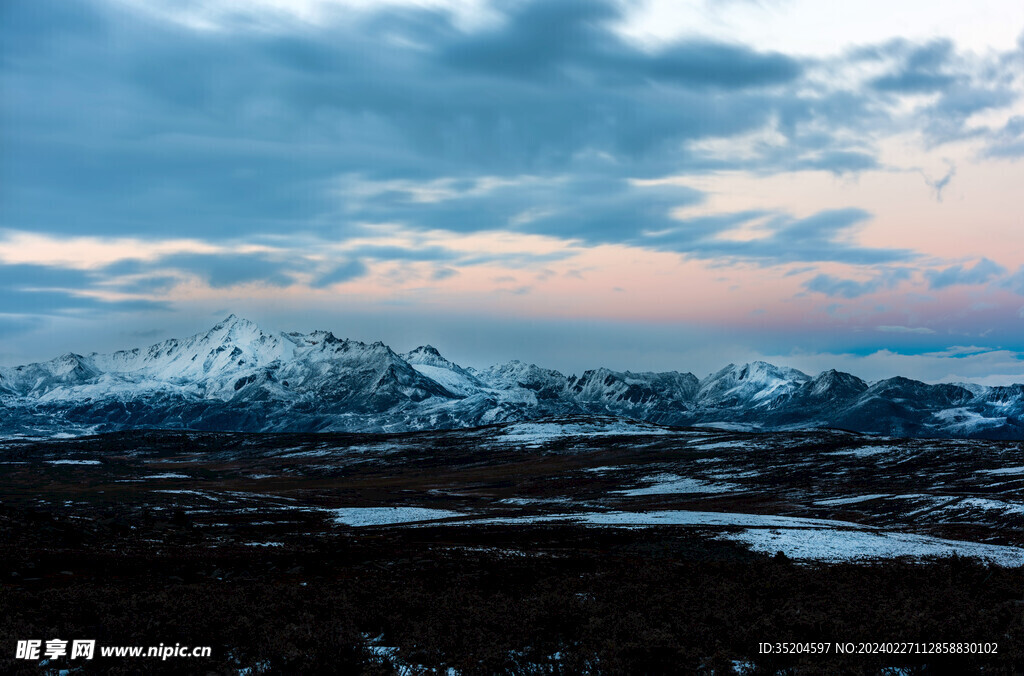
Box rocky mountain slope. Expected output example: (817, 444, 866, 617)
(2, 315, 1023, 439)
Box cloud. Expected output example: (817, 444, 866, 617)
(926, 257, 1006, 289)
(495, 285, 533, 295)
(789, 150, 879, 174)
(876, 325, 935, 334)
(985, 115, 1024, 159)
(339, 174, 911, 264)
(0, 263, 98, 289)
(803, 267, 912, 298)
(1, 0, 1021, 373)
(1004, 265, 1024, 295)
(339, 173, 704, 244)
(0, 226, 585, 305)
(0, 230, 226, 270)
(8, 0, 1013, 248)
(440, 1, 803, 89)
(922, 161, 956, 201)
(929, 345, 995, 357)
(439, 0, 620, 80)
(312, 259, 367, 288)
(923, 85, 1017, 142)
(156, 253, 298, 288)
(648, 208, 914, 265)
(0, 262, 170, 315)
(0, 315, 46, 345)
(0, 288, 169, 315)
(432, 267, 458, 281)
(869, 39, 957, 93)
(344, 245, 456, 263)
(857, 37, 1020, 145)
(757, 348, 1024, 386)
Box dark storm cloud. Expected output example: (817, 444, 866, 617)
(0, 0, 1018, 279)
(0, 0, 922, 243)
(440, 1, 802, 89)
(439, 0, 620, 79)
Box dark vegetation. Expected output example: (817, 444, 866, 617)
(2, 427, 1024, 674)
(2, 502, 1023, 675)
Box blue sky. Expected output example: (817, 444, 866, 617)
(2, 0, 1023, 382)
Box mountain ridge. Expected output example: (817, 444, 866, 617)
(2, 315, 1023, 439)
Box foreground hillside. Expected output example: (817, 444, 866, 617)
(2, 421, 1023, 673)
(2, 315, 1024, 439)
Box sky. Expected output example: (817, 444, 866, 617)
(2, 0, 1023, 383)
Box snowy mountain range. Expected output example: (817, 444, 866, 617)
(2, 315, 1023, 439)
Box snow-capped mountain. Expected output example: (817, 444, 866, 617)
(696, 361, 809, 409)
(2, 315, 1024, 439)
(567, 368, 699, 424)
(403, 345, 485, 397)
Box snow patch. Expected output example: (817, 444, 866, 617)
(469, 510, 861, 529)
(614, 474, 739, 496)
(814, 494, 891, 506)
(690, 441, 743, 450)
(152, 489, 221, 501)
(331, 507, 463, 527)
(498, 420, 671, 446)
(978, 466, 1024, 475)
(946, 497, 1024, 516)
(824, 445, 900, 458)
(409, 363, 480, 397)
(721, 528, 1024, 566)
(580, 465, 622, 473)
(691, 422, 761, 432)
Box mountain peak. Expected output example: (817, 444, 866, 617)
(805, 368, 867, 398)
(706, 360, 807, 382)
(403, 345, 464, 371)
(212, 313, 239, 328)
(743, 360, 808, 378)
(203, 315, 267, 344)
(211, 313, 257, 331)
(697, 360, 809, 407)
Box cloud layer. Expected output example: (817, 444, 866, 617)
(1, 0, 1022, 377)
